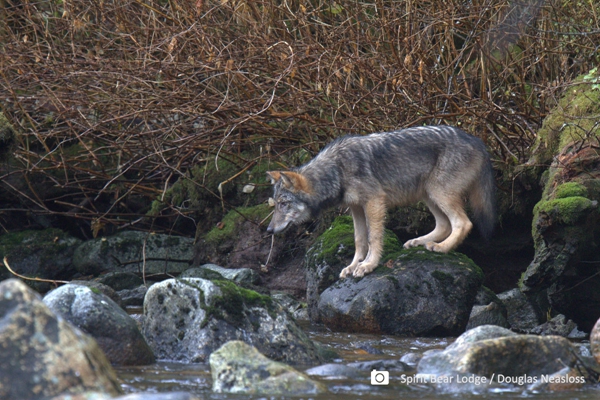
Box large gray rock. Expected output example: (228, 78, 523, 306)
(210, 341, 327, 395)
(142, 278, 322, 364)
(305, 215, 403, 322)
(497, 288, 544, 331)
(466, 302, 509, 330)
(0, 279, 122, 399)
(418, 325, 580, 390)
(44, 283, 154, 366)
(73, 231, 194, 276)
(181, 263, 260, 285)
(317, 248, 483, 336)
(0, 229, 81, 291)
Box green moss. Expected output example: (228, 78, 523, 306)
(315, 215, 403, 266)
(205, 280, 274, 328)
(533, 196, 595, 225)
(553, 182, 588, 199)
(394, 247, 484, 281)
(203, 204, 271, 244)
(531, 69, 600, 167)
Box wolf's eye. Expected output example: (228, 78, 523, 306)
(279, 201, 288, 208)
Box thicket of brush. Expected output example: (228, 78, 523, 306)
(1, 0, 599, 237)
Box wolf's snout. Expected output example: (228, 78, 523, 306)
(266, 225, 274, 234)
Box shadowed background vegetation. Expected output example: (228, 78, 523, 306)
(1, 0, 599, 238)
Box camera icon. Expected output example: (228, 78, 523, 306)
(371, 369, 389, 385)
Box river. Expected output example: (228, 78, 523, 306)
(116, 321, 599, 399)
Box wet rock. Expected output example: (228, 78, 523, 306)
(181, 263, 260, 285)
(529, 314, 578, 337)
(305, 216, 403, 322)
(0, 279, 122, 399)
(418, 325, 579, 388)
(51, 392, 201, 400)
(447, 325, 516, 350)
(210, 341, 327, 395)
(44, 283, 155, 366)
(96, 271, 144, 291)
(591, 317, 600, 364)
(272, 293, 309, 321)
(70, 280, 125, 309)
(400, 352, 422, 367)
(305, 363, 362, 378)
(466, 302, 509, 330)
(497, 288, 544, 331)
(142, 278, 322, 364)
(117, 285, 148, 306)
(347, 359, 409, 372)
(73, 231, 194, 276)
(114, 393, 201, 400)
(528, 367, 585, 391)
(0, 229, 81, 292)
(317, 248, 483, 336)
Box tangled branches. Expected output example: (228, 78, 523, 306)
(0, 0, 599, 236)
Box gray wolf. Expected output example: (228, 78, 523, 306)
(266, 125, 495, 278)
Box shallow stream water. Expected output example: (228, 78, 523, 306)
(116, 322, 600, 399)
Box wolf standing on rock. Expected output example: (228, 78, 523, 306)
(266, 125, 495, 279)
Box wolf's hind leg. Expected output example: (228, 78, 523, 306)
(403, 199, 452, 249)
(351, 196, 386, 278)
(425, 196, 473, 253)
(339, 205, 369, 278)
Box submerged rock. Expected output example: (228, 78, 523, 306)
(317, 248, 483, 336)
(0, 279, 122, 399)
(73, 231, 194, 276)
(210, 341, 327, 395)
(44, 284, 155, 366)
(142, 278, 322, 364)
(417, 325, 581, 391)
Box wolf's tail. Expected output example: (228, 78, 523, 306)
(469, 158, 496, 241)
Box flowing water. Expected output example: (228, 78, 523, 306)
(116, 322, 600, 399)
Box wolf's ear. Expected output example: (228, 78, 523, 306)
(279, 171, 312, 193)
(266, 171, 281, 185)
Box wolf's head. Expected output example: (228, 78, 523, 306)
(265, 171, 313, 234)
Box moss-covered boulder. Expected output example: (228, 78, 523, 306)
(142, 278, 323, 364)
(317, 248, 483, 336)
(521, 69, 600, 331)
(0, 229, 81, 292)
(305, 215, 406, 322)
(72, 230, 194, 276)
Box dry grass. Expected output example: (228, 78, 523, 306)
(1, 0, 599, 235)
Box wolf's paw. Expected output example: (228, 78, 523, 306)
(425, 242, 449, 253)
(403, 239, 423, 249)
(339, 265, 356, 279)
(352, 262, 377, 278)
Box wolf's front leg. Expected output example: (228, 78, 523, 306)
(349, 197, 386, 278)
(340, 205, 369, 278)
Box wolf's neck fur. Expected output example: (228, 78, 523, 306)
(296, 157, 344, 214)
